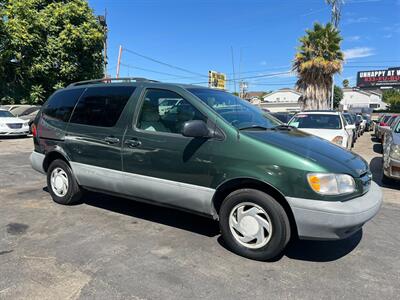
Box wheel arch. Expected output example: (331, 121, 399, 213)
(43, 150, 71, 172)
(212, 177, 298, 238)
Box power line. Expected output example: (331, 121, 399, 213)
(120, 63, 187, 78)
(189, 71, 293, 85)
(123, 47, 207, 78)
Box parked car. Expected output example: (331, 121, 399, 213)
(343, 113, 357, 146)
(1, 105, 19, 111)
(19, 107, 41, 132)
(347, 113, 362, 138)
(380, 115, 399, 144)
(362, 114, 373, 132)
(158, 98, 181, 116)
(288, 111, 354, 149)
(356, 115, 366, 135)
(30, 78, 382, 261)
(382, 117, 400, 182)
(375, 114, 392, 139)
(9, 105, 38, 117)
(0, 108, 30, 136)
(270, 112, 295, 124)
(382, 116, 400, 152)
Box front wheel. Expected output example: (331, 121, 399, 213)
(47, 159, 82, 205)
(219, 189, 291, 261)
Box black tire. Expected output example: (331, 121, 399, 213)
(47, 159, 82, 205)
(382, 172, 394, 185)
(219, 189, 291, 261)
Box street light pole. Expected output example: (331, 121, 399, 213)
(331, 74, 334, 109)
(116, 45, 122, 79)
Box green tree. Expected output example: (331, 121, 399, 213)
(342, 79, 349, 88)
(0, 0, 104, 105)
(258, 92, 268, 101)
(383, 89, 400, 112)
(333, 85, 343, 109)
(293, 23, 344, 110)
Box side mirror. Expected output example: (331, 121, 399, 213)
(182, 120, 212, 138)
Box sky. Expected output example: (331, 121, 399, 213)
(89, 0, 400, 92)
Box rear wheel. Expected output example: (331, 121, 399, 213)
(47, 159, 82, 205)
(219, 189, 291, 261)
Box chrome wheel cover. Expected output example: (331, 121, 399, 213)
(50, 167, 69, 197)
(229, 202, 273, 249)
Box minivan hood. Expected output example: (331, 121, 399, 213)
(243, 129, 368, 177)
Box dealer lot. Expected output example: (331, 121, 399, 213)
(0, 133, 399, 299)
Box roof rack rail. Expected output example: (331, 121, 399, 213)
(68, 77, 159, 87)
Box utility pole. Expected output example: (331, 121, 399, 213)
(116, 45, 122, 79)
(98, 10, 108, 78)
(326, 0, 344, 110)
(231, 46, 237, 93)
(238, 49, 242, 97)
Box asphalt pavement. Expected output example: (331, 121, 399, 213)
(0, 133, 399, 300)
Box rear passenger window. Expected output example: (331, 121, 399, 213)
(69, 86, 135, 127)
(43, 88, 84, 122)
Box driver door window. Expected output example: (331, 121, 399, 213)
(137, 89, 206, 134)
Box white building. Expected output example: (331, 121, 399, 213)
(259, 88, 301, 112)
(341, 88, 387, 111)
(263, 88, 301, 103)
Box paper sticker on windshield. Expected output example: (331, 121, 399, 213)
(296, 114, 307, 118)
(290, 122, 299, 128)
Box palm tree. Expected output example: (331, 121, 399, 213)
(293, 23, 344, 110)
(342, 79, 349, 88)
(325, 0, 345, 28)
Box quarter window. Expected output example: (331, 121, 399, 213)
(70, 86, 135, 127)
(43, 88, 84, 122)
(137, 89, 206, 134)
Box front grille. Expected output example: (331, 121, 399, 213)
(6, 123, 22, 129)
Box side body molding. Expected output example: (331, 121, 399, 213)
(70, 162, 217, 217)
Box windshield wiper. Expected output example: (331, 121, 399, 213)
(272, 124, 295, 131)
(238, 125, 270, 131)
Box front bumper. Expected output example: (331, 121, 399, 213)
(287, 181, 383, 240)
(0, 127, 29, 136)
(384, 157, 400, 180)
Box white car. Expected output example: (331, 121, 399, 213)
(158, 98, 182, 116)
(288, 111, 354, 150)
(0, 109, 30, 136)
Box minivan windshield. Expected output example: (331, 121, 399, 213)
(188, 88, 281, 129)
(0, 110, 14, 118)
(288, 114, 342, 129)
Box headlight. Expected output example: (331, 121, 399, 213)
(0, 123, 6, 128)
(331, 136, 343, 146)
(307, 173, 356, 195)
(23, 121, 29, 127)
(390, 145, 400, 160)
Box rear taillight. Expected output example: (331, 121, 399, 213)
(32, 124, 37, 137)
(380, 122, 387, 126)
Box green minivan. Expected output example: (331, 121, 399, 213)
(30, 78, 382, 261)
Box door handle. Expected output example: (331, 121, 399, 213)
(104, 136, 120, 144)
(125, 138, 141, 148)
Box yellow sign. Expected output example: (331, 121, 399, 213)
(208, 71, 226, 90)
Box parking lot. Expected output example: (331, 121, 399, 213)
(0, 133, 399, 300)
